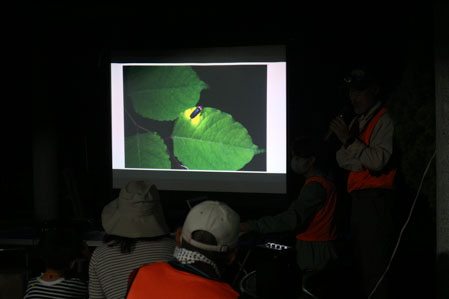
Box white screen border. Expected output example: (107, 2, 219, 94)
(111, 62, 286, 174)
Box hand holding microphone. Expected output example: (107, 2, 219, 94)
(329, 117, 351, 145)
(324, 105, 353, 142)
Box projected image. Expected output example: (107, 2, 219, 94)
(122, 65, 267, 171)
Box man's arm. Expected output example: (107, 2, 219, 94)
(246, 182, 326, 234)
(343, 113, 394, 171)
(336, 147, 365, 171)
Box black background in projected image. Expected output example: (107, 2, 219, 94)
(123, 65, 267, 171)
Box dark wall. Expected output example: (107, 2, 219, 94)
(3, 3, 433, 228)
(2, 3, 438, 296)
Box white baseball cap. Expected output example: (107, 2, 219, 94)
(181, 201, 240, 252)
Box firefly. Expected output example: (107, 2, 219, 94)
(189, 106, 203, 119)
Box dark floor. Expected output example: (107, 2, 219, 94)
(233, 233, 436, 299)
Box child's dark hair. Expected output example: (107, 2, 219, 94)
(38, 228, 83, 272)
(291, 136, 330, 173)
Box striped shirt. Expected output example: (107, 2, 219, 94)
(88, 237, 176, 299)
(24, 276, 88, 299)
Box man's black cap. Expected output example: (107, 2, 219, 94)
(344, 69, 378, 90)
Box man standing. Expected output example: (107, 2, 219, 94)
(329, 68, 397, 299)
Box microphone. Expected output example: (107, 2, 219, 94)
(323, 105, 353, 141)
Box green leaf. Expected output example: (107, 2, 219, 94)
(125, 66, 208, 121)
(172, 107, 264, 170)
(125, 132, 171, 169)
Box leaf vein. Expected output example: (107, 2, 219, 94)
(172, 136, 256, 152)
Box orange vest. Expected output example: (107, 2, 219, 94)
(347, 107, 397, 193)
(296, 176, 337, 241)
(126, 262, 239, 299)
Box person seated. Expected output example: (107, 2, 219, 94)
(88, 181, 176, 299)
(240, 136, 339, 298)
(23, 228, 88, 299)
(126, 200, 241, 299)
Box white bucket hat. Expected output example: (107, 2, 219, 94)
(181, 201, 240, 252)
(101, 181, 169, 238)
